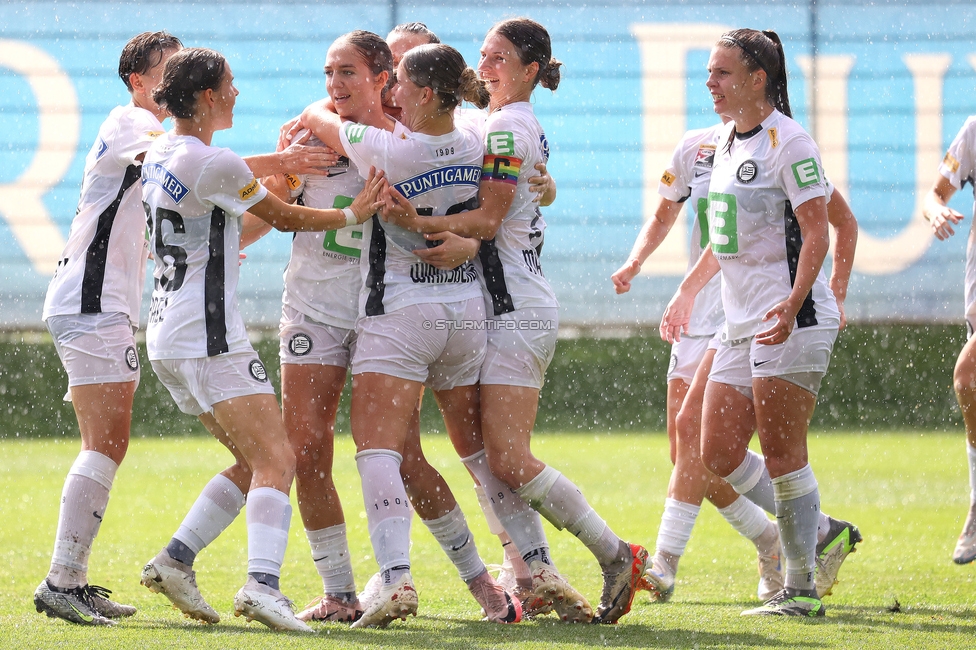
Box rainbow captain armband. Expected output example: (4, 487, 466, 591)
(482, 154, 522, 185)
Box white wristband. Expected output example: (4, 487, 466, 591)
(342, 207, 357, 227)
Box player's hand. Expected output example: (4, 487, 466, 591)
(836, 299, 847, 331)
(755, 300, 798, 345)
(927, 205, 964, 241)
(660, 289, 694, 343)
(413, 232, 480, 270)
(528, 162, 555, 205)
(611, 258, 641, 294)
(278, 115, 303, 152)
(349, 167, 388, 222)
(379, 186, 424, 232)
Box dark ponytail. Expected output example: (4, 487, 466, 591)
(401, 44, 488, 112)
(717, 28, 791, 118)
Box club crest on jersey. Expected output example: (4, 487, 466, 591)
(95, 139, 108, 160)
(239, 179, 260, 201)
(248, 359, 269, 382)
(142, 163, 189, 203)
(124, 346, 139, 371)
(289, 333, 312, 356)
(736, 160, 758, 184)
(540, 133, 550, 162)
(694, 144, 716, 170)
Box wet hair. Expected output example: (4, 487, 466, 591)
(118, 31, 183, 91)
(401, 43, 489, 111)
(717, 28, 792, 118)
(489, 17, 562, 91)
(389, 22, 441, 45)
(334, 30, 394, 96)
(152, 48, 227, 120)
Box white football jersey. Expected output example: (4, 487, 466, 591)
(475, 102, 557, 315)
(43, 104, 163, 326)
(339, 119, 483, 315)
(659, 123, 726, 337)
(707, 110, 839, 341)
(938, 116, 976, 329)
(142, 132, 268, 359)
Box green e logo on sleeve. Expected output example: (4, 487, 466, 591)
(791, 158, 821, 188)
(486, 131, 515, 155)
(707, 192, 738, 254)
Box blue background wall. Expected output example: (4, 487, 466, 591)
(2, 0, 975, 328)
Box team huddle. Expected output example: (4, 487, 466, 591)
(31, 18, 976, 634)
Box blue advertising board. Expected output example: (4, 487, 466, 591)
(1, 0, 975, 328)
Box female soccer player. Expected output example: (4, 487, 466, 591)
(35, 31, 183, 627)
(381, 18, 647, 625)
(660, 29, 855, 617)
(923, 116, 976, 565)
(138, 47, 383, 633)
(297, 42, 524, 628)
(614, 118, 859, 603)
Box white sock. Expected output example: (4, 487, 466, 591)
(356, 449, 412, 579)
(656, 498, 700, 557)
(246, 487, 292, 578)
(48, 451, 118, 589)
(968, 442, 976, 504)
(307, 523, 356, 594)
(723, 450, 775, 514)
(423, 505, 486, 583)
(462, 451, 553, 568)
(517, 465, 623, 567)
(174, 473, 245, 554)
(474, 484, 531, 584)
(816, 511, 832, 543)
(717, 495, 770, 543)
(772, 465, 820, 593)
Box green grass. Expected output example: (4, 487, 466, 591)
(2, 431, 975, 648)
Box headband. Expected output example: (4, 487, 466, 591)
(720, 35, 771, 79)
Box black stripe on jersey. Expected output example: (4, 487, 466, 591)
(478, 239, 515, 316)
(80, 163, 142, 313)
(205, 207, 229, 356)
(783, 201, 818, 328)
(365, 216, 387, 317)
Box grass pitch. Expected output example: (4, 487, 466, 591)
(1, 431, 975, 648)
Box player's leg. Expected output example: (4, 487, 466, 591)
(952, 333, 976, 564)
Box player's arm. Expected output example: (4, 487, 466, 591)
(660, 247, 719, 344)
(612, 196, 683, 294)
(923, 175, 964, 241)
(249, 168, 385, 232)
(242, 130, 340, 177)
(297, 99, 348, 157)
(826, 188, 858, 330)
(412, 232, 482, 270)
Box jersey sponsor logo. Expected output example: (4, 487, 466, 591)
(487, 130, 515, 156)
(238, 178, 260, 201)
(409, 260, 478, 284)
(344, 122, 368, 144)
(289, 333, 312, 356)
(147, 130, 164, 139)
(707, 191, 738, 255)
(482, 154, 522, 185)
(943, 151, 960, 173)
(124, 346, 139, 371)
(95, 139, 108, 160)
(540, 132, 550, 163)
(736, 160, 758, 184)
(661, 170, 676, 186)
(768, 127, 779, 148)
(327, 156, 351, 177)
(283, 173, 302, 191)
(791, 158, 822, 188)
(393, 165, 482, 199)
(694, 144, 716, 170)
(753, 359, 772, 368)
(248, 359, 269, 382)
(142, 163, 189, 204)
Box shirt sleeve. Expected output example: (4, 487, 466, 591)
(338, 121, 390, 179)
(483, 112, 525, 185)
(197, 149, 269, 217)
(658, 132, 697, 203)
(114, 108, 164, 166)
(777, 133, 827, 209)
(940, 117, 976, 190)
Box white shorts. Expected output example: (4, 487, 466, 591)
(279, 304, 355, 368)
(47, 313, 140, 393)
(666, 334, 716, 384)
(481, 307, 559, 390)
(352, 298, 486, 391)
(709, 327, 837, 396)
(150, 349, 276, 416)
